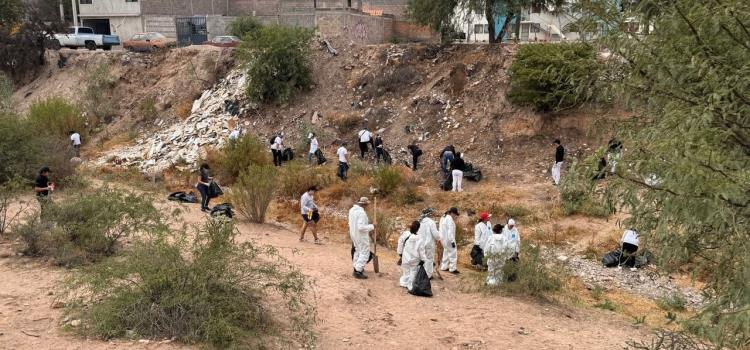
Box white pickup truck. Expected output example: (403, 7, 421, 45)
(51, 26, 121, 51)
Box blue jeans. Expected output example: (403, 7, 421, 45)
(338, 162, 349, 180)
(196, 183, 210, 210)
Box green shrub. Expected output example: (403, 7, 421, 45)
(232, 165, 276, 223)
(373, 165, 403, 196)
(15, 187, 163, 266)
(82, 63, 117, 122)
(27, 96, 85, 137)
(0, 72, 12, 112)
(0, 117, 43, 184)
(560, 155, 613, 218)
(210, 134, 271, 184)
(227, 16, 263, 38)
(277, 160, 334, 199)
(486, 245, 563, 298)
(508, 43, 599, 111)
(139, 96, 157, 121)
(657, 293, 687, 312)
(594, 299, 618, 311)
(626, 330, 711, 350)
(237, 25, 314, 103)
(63, 220, 316, 348)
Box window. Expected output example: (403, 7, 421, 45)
(530, 23, 541, 33)
(131, 34, 143, 41)
(78, 27, 94, 34)
(148, 33, 166, 39)
(473, 24, 488, 34)
(79, 0, 91, 4)
(66, 27, 76, 34)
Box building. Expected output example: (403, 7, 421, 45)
(455, 5, 577, 43)
(76, 0, 411, 45)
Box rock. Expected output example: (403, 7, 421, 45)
(557, 255, 569, 262)
(311, 111, 320, 124)
(51, 301, 65, 309)
(69, 319, 81, 327)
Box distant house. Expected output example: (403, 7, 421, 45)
(74, 0, 415, 46)
(454, 5, 577, 43)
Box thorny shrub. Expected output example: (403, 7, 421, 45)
(626, 330, 711, 350)
(174, 99, 192, 120)
(82, 63, 117, 123)
(484, 245, 563, 299)
(373, 165, 403, 196)
(206, 134, 271, 184)
(15, 187, 163, 266)
(232, 165, 276, 223)
(139, 96, 158, 121)
(63, 219, 316, 348)
(27, 96, 86, 138)
(277, 160, 335, 199)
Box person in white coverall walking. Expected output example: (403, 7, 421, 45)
(502, 218, 521, 259)
(418, 208, 440, 278)
(349, 197, 375, 279)
(399, 221, 427, 290)
(439, 207, 460, 274)
(485, 224, 514, 286)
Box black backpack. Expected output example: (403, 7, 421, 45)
(409, 262, 433, 297)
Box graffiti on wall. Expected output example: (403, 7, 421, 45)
(353, 22, 367, 41)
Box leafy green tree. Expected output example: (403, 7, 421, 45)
(589, 0, 749, 347)
(0, 4, 62, 81)
(0, 0, 24, 28)
(236, 25, 314, 103)
(227, 16, 263, 38)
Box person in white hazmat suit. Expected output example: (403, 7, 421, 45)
(439, 207, 461, 274)
(399, 221, 428, 290)
(349, 197, 375, 279)
(471, 212, 493, 267)
(418, 208, 441, 278)
(502, 218, 521, 259)
(485, 224, 514, 286)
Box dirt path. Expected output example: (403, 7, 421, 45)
(0, 196, 646, 350)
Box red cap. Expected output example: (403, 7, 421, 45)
(480, 212, 490, 221)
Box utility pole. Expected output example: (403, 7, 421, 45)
(71, 0, 78, 26)
(59, 0, 65, 22)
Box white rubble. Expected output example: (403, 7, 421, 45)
(97, 69, 249, 173)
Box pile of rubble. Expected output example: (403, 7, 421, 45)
(557, 253, 705, 309)
(97, 69, 250, 173)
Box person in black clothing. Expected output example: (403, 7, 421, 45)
(450, 153, 466, 192)
(34, 167, 53, 216)
(607, 138, 623, 174)
(407, 143, 423, 170)
(593, 157, 608, 180)
(196, 163, 213, 212)
(374, 134, 385, 163)
(552, 139, 565, 185)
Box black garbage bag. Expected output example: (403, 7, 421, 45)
(602, 250, 622, 267)
(282, 148, 295, 162)
(208, 181, 223, 198)
(440, 174, 452, 191)
(409, 262, 433, 297)
(315, 149, 327, 165)
(382, 150, 393, 165)
(210, 203, 233, 218)
(470, 245, 485, 266)
(462, 163, 483, 182)
(167, 191, 198, 203)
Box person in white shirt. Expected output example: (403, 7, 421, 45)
(357, 128, 372, 158)
(349, 197, 375, 279)
(308, 133, 319, 165)
(271, 132, 284, 167)
(620, 229, 640, 267)
(299, 186, 321, 244)
(439, 207, 460, 274)
(471, 212, 492, 267)
(336, 142, 349, 180)
(228, 127, 242, 141)
(69, 130, 81, 157)
(417, 208, 441, 278)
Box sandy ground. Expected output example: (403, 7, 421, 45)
(0, 194, 646, 350)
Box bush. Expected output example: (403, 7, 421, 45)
(657, 293, 687, 312)
(208, 134, 271, 184)
(139, 96, 157, 121)
(237, 25, 314, 103)
(63, 220, 316, 348)
(232, 165, 276, 223)
(277, 160, 334, 199)
(626, 330, 711, 350)
(0, 72, 12, 112)
(560, 155, 613, 218)
(82, 63, 117, 122)
(508, 43, 600, 111)
(15, 187, 163, 266)
(367, 66, 418, 97)
(27, 96, 85, 137)
(594, 299, 618, 311)
(487, 245, 563, 298)
(330, 113, 363, 134)
(174, 99, 192, 120)
(373, 165, 403, 196)
(227, 16, 263, 38)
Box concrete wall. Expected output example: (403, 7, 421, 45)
(206, 15, 237, 38)
(141, 0, 232, 16)
(315, 8, 392, 44)
(143, 15, 177, 36)
(362, 0, 407, 19)
(392, 20, 438, 42)
(108, 16, 144, 40)
(79, 0, 141, 16)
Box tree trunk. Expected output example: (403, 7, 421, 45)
(486, 0, 498, 44)
(496, 12, 513, 43)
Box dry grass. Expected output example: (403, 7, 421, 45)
(174, 99, 193, 120)
(330, 113, 363, 134)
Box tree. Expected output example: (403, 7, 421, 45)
(588, 0, 749, 347)
(0, 3, 62, 82)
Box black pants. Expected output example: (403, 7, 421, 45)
(375, 147, 384, 162)
(73, 144, 80, 157)
(197, 183, 210, 210)
(359, 142, 368, 158)
(620, 243, 639, 267)
(412, 155, 420, 170)
(272, 149, 282, 166)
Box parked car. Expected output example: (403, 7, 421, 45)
(51, 26, 120, 51)
(202, 35, 241, 48)
(123, 32, 177, 52)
